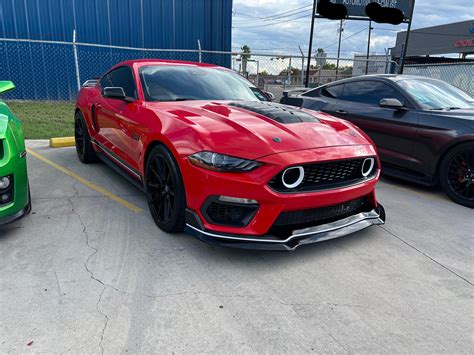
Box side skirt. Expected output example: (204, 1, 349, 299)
(91, 140, 146, 192)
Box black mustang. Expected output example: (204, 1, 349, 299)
(281, 75, 474, 208)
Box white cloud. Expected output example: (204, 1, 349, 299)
(232, 0, 474, 57)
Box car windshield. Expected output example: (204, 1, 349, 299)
(398, 78, 474, 110)
(139, 65, 267, 102)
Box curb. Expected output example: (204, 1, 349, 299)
(49, 137, 75, 148)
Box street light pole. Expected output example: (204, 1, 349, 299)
(305, 0, 317, 87)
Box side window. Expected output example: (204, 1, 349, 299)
(302, 88, 320, 98)
(101, 66, 137, 98)
(341, 81, 405, 105)
(321, 84, 344, 99)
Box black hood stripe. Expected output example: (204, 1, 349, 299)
(229, 101, 319, 124)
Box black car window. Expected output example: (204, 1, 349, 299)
(302, 88, 319, 98)
(340, 81, 405, 105)
(321, 84, 344, 99)
(100, 66, 137, 98)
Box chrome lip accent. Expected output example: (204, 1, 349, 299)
(185, 207, 385, 245)
(91, 140, 142, 180)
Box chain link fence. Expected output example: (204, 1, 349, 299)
(2, 36, 472, 102)
(404, 62, 474, 96)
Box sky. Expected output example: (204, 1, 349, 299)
(231, 0, 474, 57)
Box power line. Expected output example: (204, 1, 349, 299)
(232, 4, 312, 23)
(233, 12, 313, 29)
(324, 27, 368, 49)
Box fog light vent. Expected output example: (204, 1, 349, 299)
(202, 196, 259, 227)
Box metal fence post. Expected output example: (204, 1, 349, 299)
(197, 39, 202, 63)
(73, 30, 81, 93)
(298, 46, 305, 88)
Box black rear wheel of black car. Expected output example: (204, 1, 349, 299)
(440, 142, 474, 208)
(145, 145, 186, 232)
(75, 110, 97, 164)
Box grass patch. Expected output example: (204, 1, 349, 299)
(6, 100, 75, 139)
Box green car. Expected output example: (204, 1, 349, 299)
(0, 81, 31, 226)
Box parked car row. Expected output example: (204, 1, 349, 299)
(1, 65, 472, 251)
(281, 75, 474, 208)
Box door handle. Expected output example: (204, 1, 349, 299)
(335, 109, 348, 115)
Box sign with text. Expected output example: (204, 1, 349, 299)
(316, 0, 414, 23)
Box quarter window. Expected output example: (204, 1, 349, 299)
(321, 84, 344, 99)
(100, 66, 137, 98)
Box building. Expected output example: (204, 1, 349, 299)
(0, 0, 233, 100)
(391, 20, 474, 60)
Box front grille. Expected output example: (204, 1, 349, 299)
(203, 199, 259, 227)
(268, 158, 377, 193)
(270, 197, 370, 237)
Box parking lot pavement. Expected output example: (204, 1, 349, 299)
(1, 140, 472, 353)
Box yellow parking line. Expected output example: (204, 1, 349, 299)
(27, 148, 143, 213)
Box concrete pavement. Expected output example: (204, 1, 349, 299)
(0, 140, 472, 353)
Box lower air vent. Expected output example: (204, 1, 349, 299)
(202, 197, 259, 227)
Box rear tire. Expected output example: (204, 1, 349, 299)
(75, 110, 97, 164)
(145, 145, 186, 233)
(439, 142, 474, 208)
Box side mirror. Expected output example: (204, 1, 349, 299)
(265, 91, 275, 101)
(380, 98, 406, 110)
(0, 81, 15, 95)
(102, 87, 134, 102)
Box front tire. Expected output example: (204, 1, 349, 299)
(145, 145, 186, 232)
(75, 110, 97, 164)
(439, 142, 474, 208)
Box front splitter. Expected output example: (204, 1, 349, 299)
(185, 204, 385, 251)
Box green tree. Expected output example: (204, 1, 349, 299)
(259, 70, 270, 76)
(240, 45, 251, 60)
(322, 63, 337, 70)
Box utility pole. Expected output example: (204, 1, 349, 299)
(305, 0, 317, 87)
(365, 20, 373, 75)
(336, 19, 344, 79)
(399, 0, 416, 73)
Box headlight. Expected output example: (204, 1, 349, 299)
(188, 151, 262, 172)
(0, 176, 11, 190)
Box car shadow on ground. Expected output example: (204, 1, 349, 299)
(171, 225, 378, 268)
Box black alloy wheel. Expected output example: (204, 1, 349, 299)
(145, 145, 186, 232)
(75, 110, 97, 164)
(440, 142, 474, 208)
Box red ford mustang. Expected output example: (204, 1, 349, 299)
(75, 60, 385, 251)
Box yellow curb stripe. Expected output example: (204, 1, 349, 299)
(49, 137, 76, 148)
(27, 148, 143, 213)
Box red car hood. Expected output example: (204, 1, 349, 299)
(147, 100, 371, 160)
